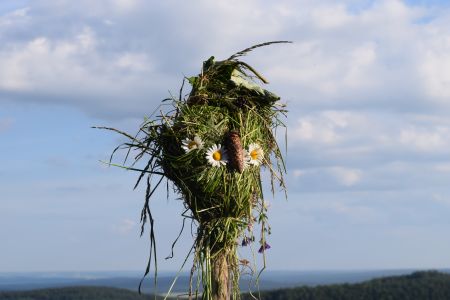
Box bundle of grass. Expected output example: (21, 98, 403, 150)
(98, 41, 289, 300)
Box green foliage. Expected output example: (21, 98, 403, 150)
(241, 271, 450, 300)
(98, 42, 290, 299)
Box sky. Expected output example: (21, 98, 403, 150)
(2, 0, 450, 273)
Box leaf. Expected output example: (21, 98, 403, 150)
(187, 76, 198, 86)
(230, 69, 265, 94)
(202, 56, 215, 71)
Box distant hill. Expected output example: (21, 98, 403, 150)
(242, 271, 450, 300)
(0, 286, 158, 300)
(3, 269, 441, 293)
(2, 271, 450, 300)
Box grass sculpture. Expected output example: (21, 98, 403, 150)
(97, 41, 289, 300)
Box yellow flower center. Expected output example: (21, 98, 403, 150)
(250, 150, 259, 160)
(188, 141, 197, 149)
(212, 150, 222, 161)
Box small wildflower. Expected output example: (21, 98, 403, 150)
(205, 144, 228, 167)
(247, 143, 264, 166)
(182, 136, 203, 153)
(258, 242, 271, 253)
(241, 236, 252, 247)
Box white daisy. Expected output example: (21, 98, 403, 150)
(247, 143, 264, 166)
(182, 136, 204, 153)
(205, 144, 228, 167)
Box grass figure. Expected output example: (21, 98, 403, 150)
(97, 41, 290, 300)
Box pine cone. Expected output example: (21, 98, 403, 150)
(225, 130, 244, 173)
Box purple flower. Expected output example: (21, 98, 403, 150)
(258, 242, 271, 253)
(241, 237, 251, 247)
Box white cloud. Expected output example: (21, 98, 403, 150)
(329, 166, 362, 186)
(434, 163, 450, 172)
(0, 22, 168, 118)
(290, 109, 450, 167)
(290, 110, 369, 146)
(419, 34, 450, 101)
(310, 4, 352, 29)
(292, 169, 305, 178)
(112, 0, 138, 12)
(113, 218, 136, 235)
(399, 125, 450, 152)
(287, 165, 364, 192)
(432, 193, 450, 207)
(0, 7, 30, 27)
(115, 53, 151, 72)
(0, 29, 99, 91)
(1, 0, 450, 119)
(258, 0, 447, 112)
(342, 42, 377, 88)
(296, 196, 383, 224)
(292, 119, 340, 144)
(328, 201, 379, 223)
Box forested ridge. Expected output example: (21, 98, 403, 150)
(1, 271, 450, 299)
(0, 286, 158, 300)
(242, 271, 450, 300)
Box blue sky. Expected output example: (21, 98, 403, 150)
(2, 0, 450, 273)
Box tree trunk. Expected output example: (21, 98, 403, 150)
(211, 253, 229, 300)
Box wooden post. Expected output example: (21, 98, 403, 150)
(211, 253, 230, 300)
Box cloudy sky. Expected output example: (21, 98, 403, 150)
(2, 0, 450, 273)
